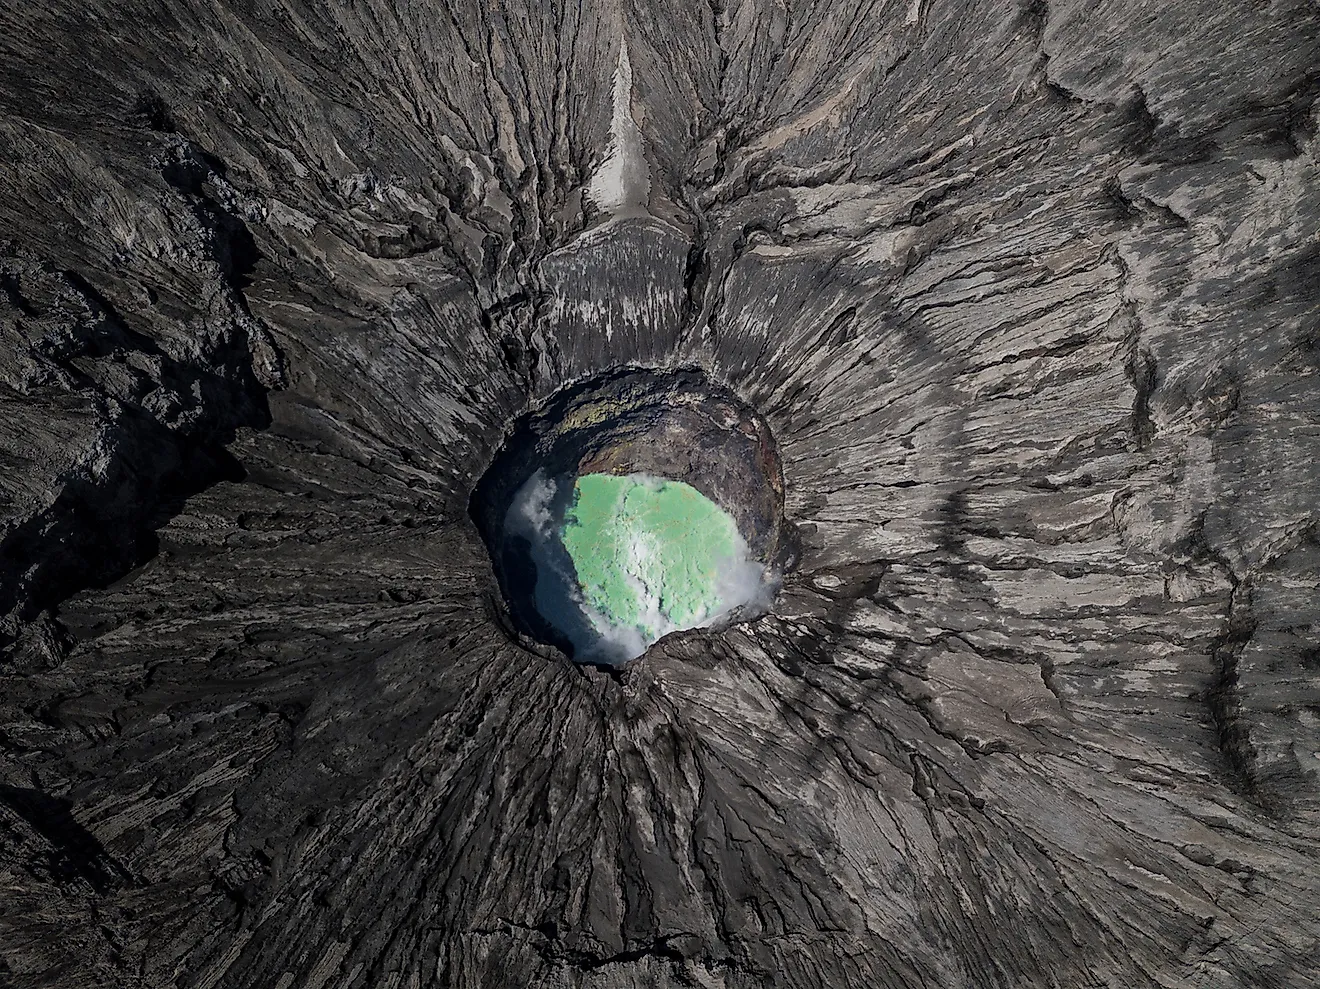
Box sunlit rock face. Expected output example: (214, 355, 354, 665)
(473, 366, 788, 662)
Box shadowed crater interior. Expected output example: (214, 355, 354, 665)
(471, 366, 791, 663)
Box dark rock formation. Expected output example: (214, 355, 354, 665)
(1, 1, 1318, 987)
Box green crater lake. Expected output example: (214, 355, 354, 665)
(561, 473, 742, 645)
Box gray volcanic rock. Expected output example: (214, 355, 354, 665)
(1, 2, 1318, 987)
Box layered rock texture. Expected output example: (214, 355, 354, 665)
(2, 1, 1318, 987)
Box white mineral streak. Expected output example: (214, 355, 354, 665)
(586, 39, 650, 216)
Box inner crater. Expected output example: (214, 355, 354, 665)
(471, 366, 790, 664)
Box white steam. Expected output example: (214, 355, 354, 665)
(507, 469, 557, 540)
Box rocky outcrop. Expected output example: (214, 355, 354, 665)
(1, 1, 1318, 987)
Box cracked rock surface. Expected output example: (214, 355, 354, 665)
(2, 1, 1318, 987)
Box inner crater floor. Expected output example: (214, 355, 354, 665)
(471, 366, 789, 662)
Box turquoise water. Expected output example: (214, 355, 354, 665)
(562, 473, 739, 643)
(506, 471, 764, 663)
